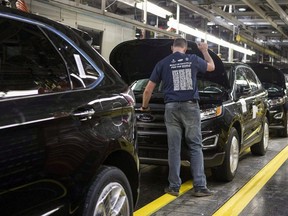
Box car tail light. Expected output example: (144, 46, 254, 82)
(121, 88, 136, 106)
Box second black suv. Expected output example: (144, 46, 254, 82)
(110, 39, 269, 181)
(0, 7, 139, 216)
(248, 63, 288, 137)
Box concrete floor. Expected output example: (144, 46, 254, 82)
(135, 133, 288, 215)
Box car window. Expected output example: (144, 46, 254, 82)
(262, 82, 283, 94)
(42, 29, 100, 89)
(285, 74, 288, 90)
(244, 68, 261, 92)
(131, 78, 225, 94)
(235, 66, 263, 95)
(0, 17, 70, 98)
(198, 79, 225, 93)
(49, 26, 124, 88)
(235, 68, 250, 94)
(131, 79, 162, 93)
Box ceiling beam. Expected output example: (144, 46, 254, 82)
(209, 5, 254, 34)
(266, 0, 288, 25)
(241, 0, 288, 39)
(171, 0, 234, 31)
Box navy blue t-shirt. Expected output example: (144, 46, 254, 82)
(149, 51, 207, 103)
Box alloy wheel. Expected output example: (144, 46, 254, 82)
(230, 136, 239, 174)
(94, 182, 129, 216)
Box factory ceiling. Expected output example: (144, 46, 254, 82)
(103, 0, 288, 65)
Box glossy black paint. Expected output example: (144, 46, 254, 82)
(110, 38, 229, 88)
(248, 63, 288, 137)
(0, 7, 139, 215)
(110, 39, 268, 181)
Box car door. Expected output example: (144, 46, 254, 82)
(244, 67, 267, 139)
(0, 15, 90, 215)
(234, 66, 265, 147)
(234, 66, 254, 144)
(0, 14, 109, 215)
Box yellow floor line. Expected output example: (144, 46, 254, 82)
(213, 145, 288, 216)
(133, 180, 193, 216)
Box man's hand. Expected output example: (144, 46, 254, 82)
(141, 81, 156, 112)
(197, 42, 215, 72)
(197, 42, 209, 52)
(139, 106, 150, 112)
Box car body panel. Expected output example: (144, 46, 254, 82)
(0, 7, 139, 215)
(110, 38, 229, 88)
(110, 39, 268, 181)
(248, 63, 288, 136)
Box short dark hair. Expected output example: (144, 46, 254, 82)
(173, 38, 187, 48)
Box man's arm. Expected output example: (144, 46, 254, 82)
(198, 42, 215, 72)
(141, 81, 156, 111)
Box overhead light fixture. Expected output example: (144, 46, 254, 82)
(207, 22, 215, 26)
(117, 0, 172, 18)
(238, 8, 246, 12)
(167, 18, 256, 56)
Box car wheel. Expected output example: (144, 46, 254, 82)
(278, 113, 287, 137)
(212, 127, 239, 182)
(251, 117, 269, 155)
(82, 166, 133, 216)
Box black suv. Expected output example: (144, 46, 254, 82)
(0, 7, 139, 216)
(110, 39, 269, 181)
(280, 67, 288, 97)
(248, 63, 288, 137)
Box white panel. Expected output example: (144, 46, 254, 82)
(27, 0, 135, 60)
(101, 23, 135, 60)
(77, 13, 105, 31)
(29, 1, 61, 22)
(59, 9, 77, 27)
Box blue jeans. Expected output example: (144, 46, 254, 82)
(164, 101, 207, 190)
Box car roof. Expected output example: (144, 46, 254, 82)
(109, 38, 229, 88)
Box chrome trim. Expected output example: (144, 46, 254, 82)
(41, 208, 61, 216)
(140, 157, 190, 167)
(0, 117, 55, 130)
(274, 112, 283, 119)
(202, 134, 219, 149)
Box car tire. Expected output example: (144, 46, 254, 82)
(278, 113, 287, 137)
(212, 127, 239, 182)
(251, 117, 269, 155)
(82, 166, 133, 216)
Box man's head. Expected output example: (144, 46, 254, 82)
(172, 37, 187, 53)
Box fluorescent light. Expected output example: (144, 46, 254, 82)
(238, 8, 246, 12)
(118, 0, 172, 18)
(167, 18, 256, 56)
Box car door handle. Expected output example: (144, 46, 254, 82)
(73, 108, 95, 121)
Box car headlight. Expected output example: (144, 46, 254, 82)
(268, 97, 284, 106)
(201, 106, 223, 120)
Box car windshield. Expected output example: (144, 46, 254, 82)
(131, 78, 225, 94)
(262, 82, 283, 94)
(198, 79, 226, 93)
(285, 74, 288, 89)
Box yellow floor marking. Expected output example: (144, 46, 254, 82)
(213, 145, 288, 216)
(133, 180, 193, 216)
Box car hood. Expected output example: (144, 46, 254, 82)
(248, 63, 286, 89)
(109, 39, 229, 88)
